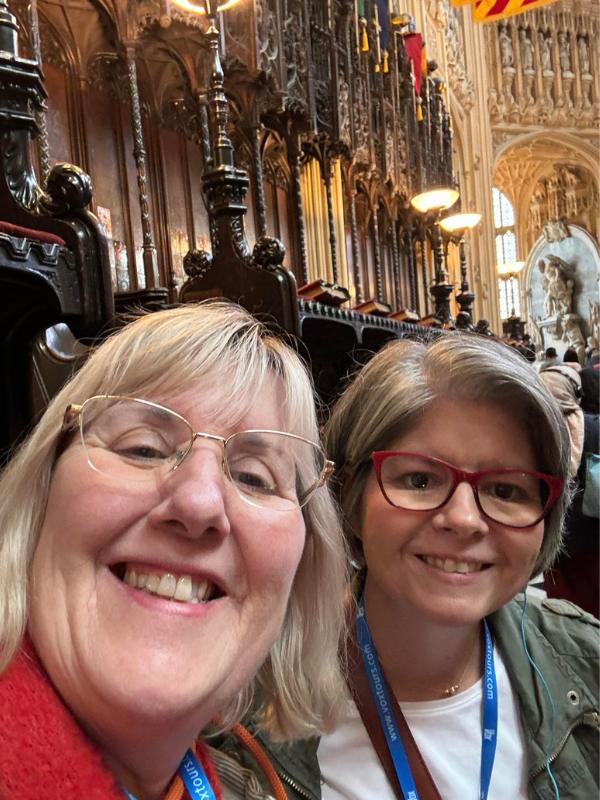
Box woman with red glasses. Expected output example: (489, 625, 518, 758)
(231, 334, 598, 800)
(320, 334, 599, 800)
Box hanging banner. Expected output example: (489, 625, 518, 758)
(403, 32, 424, 95)
(451, 0, 559, 22)
(374, 0, 390, 72)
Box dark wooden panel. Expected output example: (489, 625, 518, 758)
(263, 176, 277, 239)
(244, 176, 257, 251)
(276, 184, 292, 268)
(185, 140, 213, 253)
(44, 64, 74, 165)
(160, 129, 190, 290)
(83, 86, 131, 291)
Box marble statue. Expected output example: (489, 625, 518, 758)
(558, 32, 572, 74)
(519, 28, 534, 71)
(578, 35, 591, 74)
(561, 315, 586, 362)
(538, 255, 575, 318)
(499, 25, 514, 68)
(588, 301, 600, 352)
(539, 31, 552, 73)
(560, 167, 579, 218)
(530, 185, 545, 231)
(543, 219, 570, 242)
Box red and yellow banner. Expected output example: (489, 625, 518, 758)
(452, 0, 559, 22)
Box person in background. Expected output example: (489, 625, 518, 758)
(562, 347, 582, 373)
(581, 355, 600, 415)
(519, 334, 537, 364)
(0, 302, 348, 800)
(218, 333, 599, 800)
(538, 346, 560, 372)
(541, 365, 599, 617)
(540, 366, 584, 476)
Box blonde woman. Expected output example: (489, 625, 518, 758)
(0, 302, 348, 799)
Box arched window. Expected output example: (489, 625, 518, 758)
(493, 187, 520, 319)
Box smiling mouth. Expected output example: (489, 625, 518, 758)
(111, 564, 225, 604)
(418, 555, 489, 575)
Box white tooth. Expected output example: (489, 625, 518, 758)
(157, 573, 176, 598)
(137, 573, 148, 589)
(125, 569, 137, 587)
(146, 574, 160, 593)
(173, 575, 193, 602)
(434, 557, 445, 569)
(196, 579, 210, 602)
(456, 561, 469, 574)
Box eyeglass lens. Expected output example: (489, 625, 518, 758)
(79, 397, 325, 510)
(379, 453, 547, 526)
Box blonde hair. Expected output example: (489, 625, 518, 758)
(326, 333, 571, 576)
(0, 302, 348, 739)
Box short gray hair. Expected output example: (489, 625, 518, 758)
(0, 301, 348, 739)
(325, 333, 571, 575)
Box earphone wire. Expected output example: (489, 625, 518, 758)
(520, 588, 560, 800)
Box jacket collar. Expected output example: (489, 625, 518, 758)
(489, 596, 598, 778)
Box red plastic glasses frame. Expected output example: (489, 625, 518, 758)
(371, 451, 564, 529)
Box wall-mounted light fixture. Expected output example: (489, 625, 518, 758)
(410, 187, 459, 215)
(440, 212, 481, 329)
(409, 187, 460, 324)
(440, 212, 481, 236)
(171, 0, 242, 15)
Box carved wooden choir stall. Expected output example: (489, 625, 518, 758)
(0, 0, 482, 453)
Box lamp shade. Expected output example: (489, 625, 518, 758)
(497, 261, 525, 278)
(171, 0, 241, 14)
(440, 212, 481, 235)
(410, 187, 459, 214)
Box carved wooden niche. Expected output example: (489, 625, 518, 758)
(263, 133, 296, 275)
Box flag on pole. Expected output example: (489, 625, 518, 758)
(403, 32, 426, 120)
(404, 32, 424, 94)
(375, 0, 390, 72)
(452, 0, 559, 22)
(356, 0, 369, 52)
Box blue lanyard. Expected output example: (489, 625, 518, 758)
(356, 595, 498, 800)
(122, 747, 216, 800)
(479, 620, 498, 800)
(178, 749, 217, 800)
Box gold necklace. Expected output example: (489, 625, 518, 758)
(443, 627, 481, 697)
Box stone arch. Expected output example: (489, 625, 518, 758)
(493, 131, 598, 177)
(492, 131, 599, 260)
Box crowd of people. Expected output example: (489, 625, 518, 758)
(0, 302, 597, 800)
(538, 346, 600, 618)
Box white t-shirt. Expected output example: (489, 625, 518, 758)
(319, 648, 528, 800)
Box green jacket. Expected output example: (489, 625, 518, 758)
(212, 595, 599, 800)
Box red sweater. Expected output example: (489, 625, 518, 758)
(0, 644, 221, 799)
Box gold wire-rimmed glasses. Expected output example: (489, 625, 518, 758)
(62, 395, 334, 512)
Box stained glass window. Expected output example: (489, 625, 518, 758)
(493, 188, 520, 319)
(498, 277, 520, 319)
